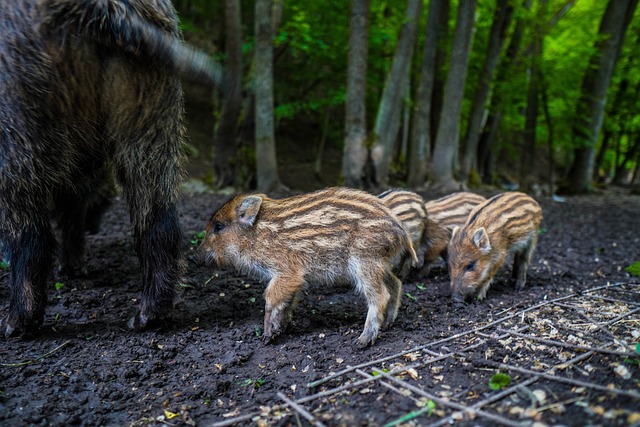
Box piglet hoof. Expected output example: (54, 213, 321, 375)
(261, 323, 283, 344)
(356, 331, 377, 348)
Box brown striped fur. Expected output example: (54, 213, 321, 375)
(378, 189, 429, 277)
(423, 192, 486, 276)
(448, 192, 542, 301)
(198, 187, 418, 347)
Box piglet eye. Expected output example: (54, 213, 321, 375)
(465, 261, 477, 272)
(212, 222, 225, 234)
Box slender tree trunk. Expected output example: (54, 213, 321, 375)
(430, 0, 451, 147)
(614, 137, 640, 185)
(459, 0, 512, 184)
(254, 0, 283, 192)
(315, 109, 330, 181)
(408, 0, 444, 188)
(631, 156, 640, 185)
(566, 0, 638, 193)
(539, 69, 555, 196)
(431, 0, 477, 190)
(594, 62, 631, 180)
(213, 0, 243, 189)
(519, 0, 547, 193)
(594, 130, 612, 181)
(371, 0, 422, 187)
(519, 53, 539, 193)
(342, 0, 370, 188)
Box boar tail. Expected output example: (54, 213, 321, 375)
(402, 228, 419, 268)
(39, 0, 227, 88)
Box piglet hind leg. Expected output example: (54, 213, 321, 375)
(354, 265, 390, 348)
(382, 270, 402, 330)
(513, 234, 537, 292)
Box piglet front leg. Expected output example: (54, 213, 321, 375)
(262, 275, 303, 343)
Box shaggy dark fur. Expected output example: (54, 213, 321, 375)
(0, 0, 221, 336)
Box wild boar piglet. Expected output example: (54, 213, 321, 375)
(422, 192, 486, 276)
(447, 192, 542, 302)
(378, 189, 428, 278)
(198, 187, 418, 347)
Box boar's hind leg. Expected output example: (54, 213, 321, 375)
(1, 226, 56, 337)
(118, 141, 183, 331)
(126, 201, 182, 331)
(382, 271, 402, 330)
(52, 190, 92, 278)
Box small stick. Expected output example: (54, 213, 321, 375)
(1, 340, 71, 367)
(277, 392, 327, 427)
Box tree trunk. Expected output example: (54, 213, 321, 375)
(430, 0, 477, 191)
(254, 0, 283, 192)
(408, 0, 444, 188)
(213, 0, 243, 189)
(631, 155, 640, 185)
(614, 137, 640, 185)
(519, 0, 547, 193)
(342, 0, 370, 188)
(371, 0, 422, 187)
(519, 48, 540, 193)
(566, 0, 638, 193)
(539, 69, 555, 196)
(430, 0, 451, 147)
(459, 0, 512, 184)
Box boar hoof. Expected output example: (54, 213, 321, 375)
(515, 279, 526, 292)
(56, 263, 88, 279)
(127, 312, 153, 331)
(0, 315, 42, 338)
(0, 317, 16, 338)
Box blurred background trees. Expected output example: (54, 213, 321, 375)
(175, 0, 640, 194)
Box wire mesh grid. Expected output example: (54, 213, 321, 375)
(213, 282, 640, 426)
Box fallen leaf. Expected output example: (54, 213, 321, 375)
(532, 389, 546, 405)
(406, 368, 419, 380)
(163, 410, 179, 420)
(614, 364, 631, 380)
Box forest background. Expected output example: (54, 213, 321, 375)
(173, 0, 640, 195)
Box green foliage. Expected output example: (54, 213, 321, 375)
(174, 0, 640, 185)
(0, 260, 9, 270)
(190, 231, 206, 247)
(54, 282, 65, 291)
(241, 378, 266, 389)
(404, 292, 417, 302)
(383, 399, 436, 427)
(488, 372, 511, 391)
(626, 262, 640, 277)
(371, 368, 390, 377)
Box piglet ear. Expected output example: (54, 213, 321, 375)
(236, 195, 263, 227)
(472, 227, 491, 254)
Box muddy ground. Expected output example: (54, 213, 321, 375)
(1, 183, 639, 426)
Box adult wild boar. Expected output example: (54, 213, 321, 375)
(0, 0, 224, 337)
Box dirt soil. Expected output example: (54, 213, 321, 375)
(1, 183, 639, 426)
